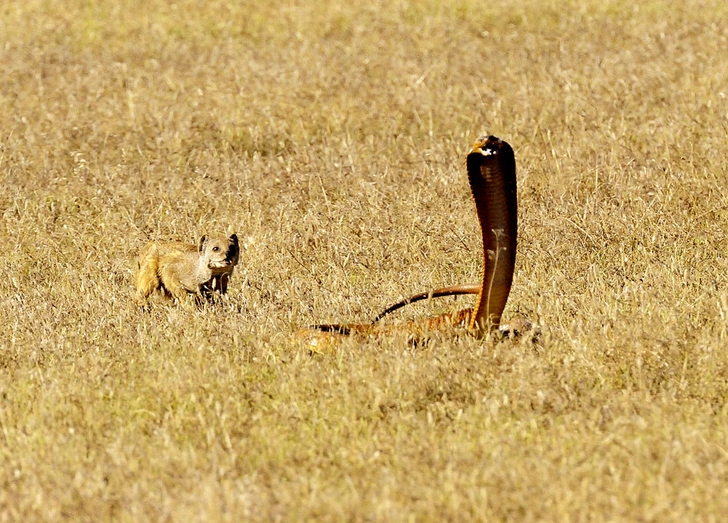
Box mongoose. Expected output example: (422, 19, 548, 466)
(134, 233, 239, 306)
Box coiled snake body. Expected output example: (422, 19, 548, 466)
(302, 135, 524, 342)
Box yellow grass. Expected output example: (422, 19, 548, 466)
(2, 0, 728, 519)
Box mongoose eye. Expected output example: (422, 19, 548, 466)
(212, 246, 219, 252)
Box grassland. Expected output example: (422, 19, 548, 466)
(2, 0, 728, 520)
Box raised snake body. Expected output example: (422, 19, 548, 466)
(304, 135, 520, 340)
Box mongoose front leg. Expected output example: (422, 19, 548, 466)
(218, 273, 230, 294)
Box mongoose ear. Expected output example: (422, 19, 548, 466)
(229, 234, 240, 265)
(198, 235, 208, 253)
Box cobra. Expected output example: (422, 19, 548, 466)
(303, 135, 525, 340)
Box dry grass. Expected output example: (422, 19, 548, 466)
(2, 0, 728, 520)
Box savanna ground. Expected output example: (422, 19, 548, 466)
(1, 0, 728, 520)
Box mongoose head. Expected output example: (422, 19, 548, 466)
(198, 234, 240, 271)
